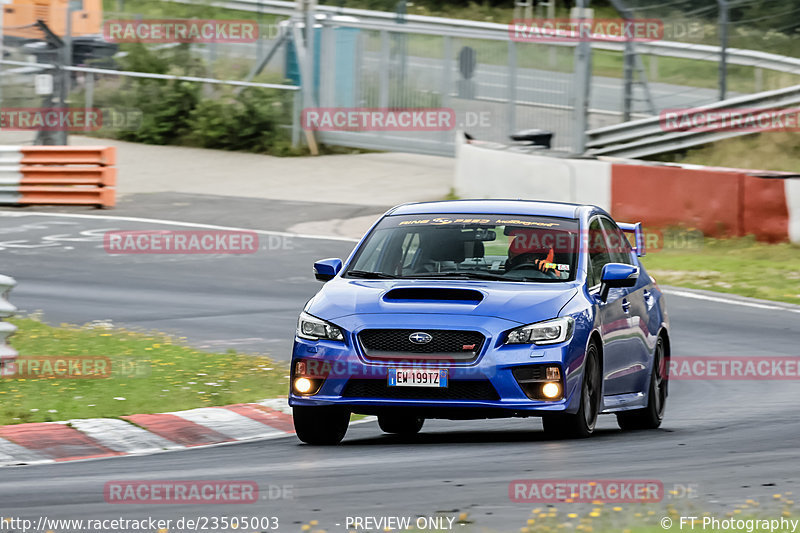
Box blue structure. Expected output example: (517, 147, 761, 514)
(285, 25, 359, 107)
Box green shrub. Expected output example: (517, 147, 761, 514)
(79, 42, 301, 155)
(182, 87, 300, 155)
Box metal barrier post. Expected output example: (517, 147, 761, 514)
(441, 36, 452, 146)
(0, 275, 18, 377)
(717, 0, 729, 101)
(292, 90, 302, 147)
(85, 71, 95, 132)
(379, 30, 390, 109)
(507, 41, 517, 136)
(572, 0, 592, 154)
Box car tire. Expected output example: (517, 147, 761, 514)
(378, 413, 425, 435)
(542, 340, 601, 439)
(293, 406, 350, 445)
(617, 336, 668, 430)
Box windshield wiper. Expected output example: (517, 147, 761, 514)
(346, 270, 399, 279)
(407, 271, 559, 282)
(406, 271, 511, 281)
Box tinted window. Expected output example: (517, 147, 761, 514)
(587, 217, 612, 287)
(347, 214, 580, 282)
(600, 217, 634, 265)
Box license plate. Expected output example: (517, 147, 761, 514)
(388, 368, 448, 388)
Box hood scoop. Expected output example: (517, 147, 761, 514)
(383, 287, 484, 303)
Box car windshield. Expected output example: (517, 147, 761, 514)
(346, 214, 579, 282)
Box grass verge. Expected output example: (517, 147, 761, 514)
(656, 131, 800, 173)
(642, 235, 800, 305)
(0, 318, 289, 426)
(510, 495, 797, 533)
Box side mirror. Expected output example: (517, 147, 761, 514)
(599, 263, 639, 302)
(313, 258, 342, 282)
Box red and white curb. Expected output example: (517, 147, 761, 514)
(0, 399, 295, 467)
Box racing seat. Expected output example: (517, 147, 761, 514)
(409, 229, 466, 273)
(429, 234, 466, 269)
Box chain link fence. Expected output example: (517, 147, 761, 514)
(2, 0, 799, 155)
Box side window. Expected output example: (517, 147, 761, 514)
(588, 217, 612, 287)
(600, 218, 634, 265)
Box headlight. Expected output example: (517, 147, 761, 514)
(505, 317, 575, 345)
(296, 311, 344, 341)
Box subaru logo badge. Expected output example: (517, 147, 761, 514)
(409, 332, 433, 344)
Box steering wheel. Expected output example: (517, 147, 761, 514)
(505, 262, 559, 279)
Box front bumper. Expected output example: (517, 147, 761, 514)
(288, 315, 589, 417)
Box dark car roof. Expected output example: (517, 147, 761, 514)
(387, 199, 595, 219)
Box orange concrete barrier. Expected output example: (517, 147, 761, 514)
(611, 163, 743, 237)
(16, 186, 116, 207)
(741, 174, 790, 243)
(611, 161, 794, 242)
(0, 146, 116, 208)
(19, 146, 116, 166)
(18, 167, 117, 187)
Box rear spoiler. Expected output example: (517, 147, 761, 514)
(617, 222, 646, 257)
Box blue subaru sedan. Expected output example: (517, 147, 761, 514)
(289, 200, 670, 444)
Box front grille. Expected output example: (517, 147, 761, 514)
(342, 379, 500, 401)
(358, 329, 485, 362)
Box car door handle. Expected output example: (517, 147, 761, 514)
(621, 299, 631, 313)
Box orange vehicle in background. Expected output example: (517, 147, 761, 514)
(3, 0, 103, 39)
(3, 0, 116, 66)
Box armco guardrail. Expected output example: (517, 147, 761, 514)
(585, 84, 800, 158)
(169, 0, 800, 75)
(0, 275, 18, 377)
(0, 146, 116, 207)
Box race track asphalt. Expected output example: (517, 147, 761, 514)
(1, 201, 799, 531)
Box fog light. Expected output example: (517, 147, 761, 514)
(294, 377, 313, 394)
(542, 382, 561, 399)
